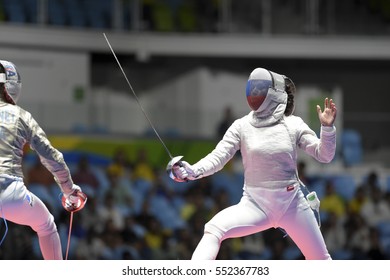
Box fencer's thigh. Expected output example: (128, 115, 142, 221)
(1, 181, 56, 236)
(278, 192, 331, 260)
(205, 195, 272, 241)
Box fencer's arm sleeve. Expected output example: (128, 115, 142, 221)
(192, 120, 241, 178)
(21, 111, 73, 194)
(297, 121, 336, 163)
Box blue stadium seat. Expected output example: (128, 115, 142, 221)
(377, 221, 390, 238)
(48, 0, 67, 26)
(84, 0, 113, 29)
(22, 0, 38, 23)
(331, 249, 352, 260)
(211, 171, 243, 204)
(149, 194, 186, 230)
(3, 0, 27, 23)
(282, 246, 302, 260)
(64, 0, 87, 27)
(307, 178, 327, 199)
(258, 247, 272, 259)
(133, 178, 153, 199)
(330, 174, 356, 201)
(341, 129, 363, 166)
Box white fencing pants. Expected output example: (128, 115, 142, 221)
(192, 188, 331, 260)
(0, 177, 63, 260)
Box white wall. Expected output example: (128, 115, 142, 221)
(197, 69, 249, 138)
(142, 68, 250, 138)
(142, 68, 344, 139)
(90, 87, 147, 135)
(1, 47, 252, 137)
(1, 47, 90, 132)
(0, 48, 343, 139)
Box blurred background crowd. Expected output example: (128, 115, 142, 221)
(1, 146, 389, 260)
(0, 0, 390, 260)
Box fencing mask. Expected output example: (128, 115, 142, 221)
(246, 67, 292, 112)
(0, 60, 22, 104)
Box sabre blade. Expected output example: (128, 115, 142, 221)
(103, 32, 173, 159)
(65, 212, 73, 260)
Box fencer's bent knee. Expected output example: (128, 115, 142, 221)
(204, 223, 224, 241)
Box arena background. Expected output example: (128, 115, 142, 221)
(0, 0, 390, 260)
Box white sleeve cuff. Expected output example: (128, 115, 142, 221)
(321, 125, 336, 134)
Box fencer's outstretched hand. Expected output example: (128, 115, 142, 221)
(316, 97, 337, 126)
(172, 161, 199, 181)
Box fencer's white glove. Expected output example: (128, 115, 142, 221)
(64, 184, 81, 199)
(172, 161, 200, 181)
(62, 184, 86, 211)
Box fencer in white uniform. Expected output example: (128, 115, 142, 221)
(0, 60, 84, 259)
(171, 68, 337, 260)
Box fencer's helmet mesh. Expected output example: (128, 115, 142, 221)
(246, 68, 286, 112)
(246, 79, 272, 111)
(0, 60, 22, 104)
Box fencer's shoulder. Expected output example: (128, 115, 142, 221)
(222, 114, 249, 134)
(228, 114, 246, 124)
(284, 115, 305, 125)
(1, 103, 25, 117)
(17, 106, 33, 118)
(239, 113, 251, 121)
(233, 113, 251, 126)
(14, 106, 36, 125)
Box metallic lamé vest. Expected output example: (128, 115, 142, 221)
(0, 101, 73, 192)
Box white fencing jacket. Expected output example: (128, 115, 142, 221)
(192, 110, 336, 192)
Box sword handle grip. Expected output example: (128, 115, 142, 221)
(177, 161, 189, 182)
(167, 155, 188, 183)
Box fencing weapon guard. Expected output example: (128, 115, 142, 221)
(61, 192, 87, 260)
(103, 33, 186, 181)
(166, 155, 187, 182)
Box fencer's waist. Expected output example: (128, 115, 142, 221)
(0, 174, 23, 192)
(244, 168, 296, 183)
(0, 174, 23, 181)
(244, 179, 299, 190)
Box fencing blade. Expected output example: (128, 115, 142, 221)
(103, 32, 175, 160)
